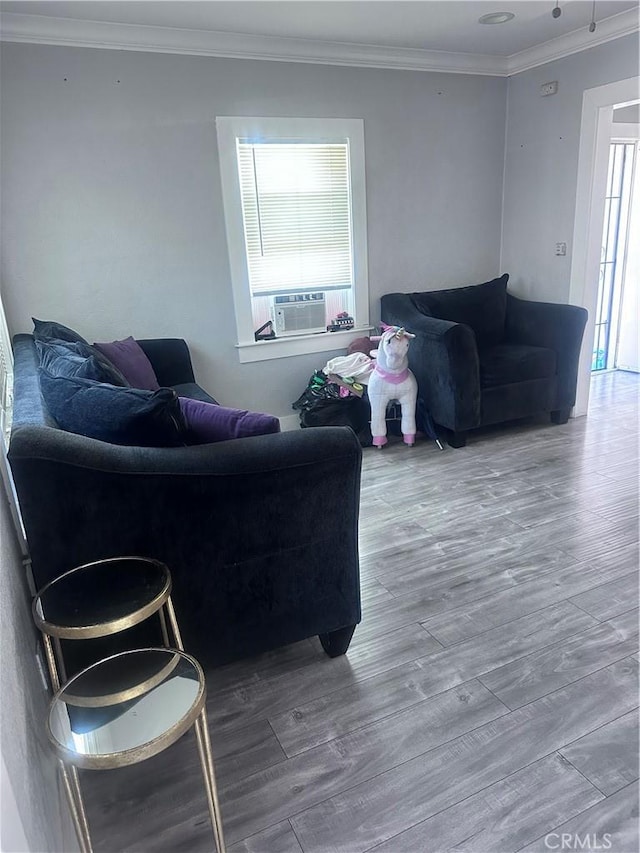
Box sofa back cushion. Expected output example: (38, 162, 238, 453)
(39, 370, 186, 447)
(36, 341, 106, 382)
(33, 317, 89, 346)
(36, 340, 130, 386)
(411, 274, 509, 347)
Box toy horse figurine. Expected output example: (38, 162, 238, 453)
(368, 324, 418, 448)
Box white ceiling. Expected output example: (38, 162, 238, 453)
(0, 1, 638, 75)
(0, 0, 638, 55)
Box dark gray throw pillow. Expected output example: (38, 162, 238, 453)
(32, 317, 89, 346)
(39, 369, 186, 447)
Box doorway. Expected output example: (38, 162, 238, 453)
(592, 134, 639, 374)
(569, 76, 640, 416)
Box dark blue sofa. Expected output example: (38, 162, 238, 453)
(8, 334, 362, 669)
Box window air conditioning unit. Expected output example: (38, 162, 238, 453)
(270, 293, 326, 336)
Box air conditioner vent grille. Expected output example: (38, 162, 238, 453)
(270, 293, 326, 336)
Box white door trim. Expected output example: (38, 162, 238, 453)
(569, 76, 640, 416)
(1, 753, 31, 852)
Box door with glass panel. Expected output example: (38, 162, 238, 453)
(592, 141, 638, 372)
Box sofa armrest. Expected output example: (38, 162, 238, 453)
(505, 295, 588, 408)
(8, 424, 362, 610)
(136, 339, 196, 386)
(381, 293, 481, 432)
(8, 423, 357, 478)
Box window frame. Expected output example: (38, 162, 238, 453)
(0, 290, 28, 555)
(216, 116, 370, 363)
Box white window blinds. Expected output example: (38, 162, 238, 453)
(236, 142, 354, 295)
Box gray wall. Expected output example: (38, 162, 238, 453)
(0, 44, 506, 417)
(501, 33, 639, 303)
(0, 492, 74, 853)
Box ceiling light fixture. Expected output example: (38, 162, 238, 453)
(551, 0, 597, 33)
(478, 11, 515, 25)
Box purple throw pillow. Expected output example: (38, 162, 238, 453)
(347, 336, 374, 357)
(94, 337, 160, 391)
(179, 397, 280, 444)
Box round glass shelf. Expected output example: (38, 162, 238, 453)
(33, 557, 171, 639)
(47, 648, 205, 770)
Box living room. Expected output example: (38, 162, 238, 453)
(1, 1, 638, 851)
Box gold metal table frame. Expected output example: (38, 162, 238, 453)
(33, 557, 226, 853)
(32, 556, 177, 685)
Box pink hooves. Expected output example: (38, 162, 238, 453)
(372, 435, 388, 447)
(403, 434, 416, 446)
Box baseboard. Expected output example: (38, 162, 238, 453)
(279, 414, 301, 432)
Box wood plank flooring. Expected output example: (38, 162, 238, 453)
(82, 370, 639, 853)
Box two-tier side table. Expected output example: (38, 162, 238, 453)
(32, 557, 225, 853)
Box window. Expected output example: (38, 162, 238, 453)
(0, 292, 13, 447)
(217, 117, 369, 362)
(0, 290, 28, 554)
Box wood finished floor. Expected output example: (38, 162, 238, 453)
(82, 371, 639, 853)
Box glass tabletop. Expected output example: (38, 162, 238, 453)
(48, 648, 204, 769)
(33, 557, 171, 639)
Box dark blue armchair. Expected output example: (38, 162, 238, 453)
(381, 274, 587, 447)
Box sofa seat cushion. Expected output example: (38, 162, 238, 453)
(179, 397, 280, 444)
(479, 344, 557, 389)
(411, 274, 509, 347)
(172, 382, 219, 405)
(39, 370, 186, 447)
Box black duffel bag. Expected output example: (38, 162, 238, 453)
(292, 371, 373, 447)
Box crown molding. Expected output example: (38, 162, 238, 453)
(0, 9, 637, 78)
(506, 8, 640, 75)
(0, 12, 506, 75)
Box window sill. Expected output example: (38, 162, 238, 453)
(236, 327, 373, 363)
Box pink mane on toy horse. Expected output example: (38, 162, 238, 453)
(368, 323, 418, 448)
